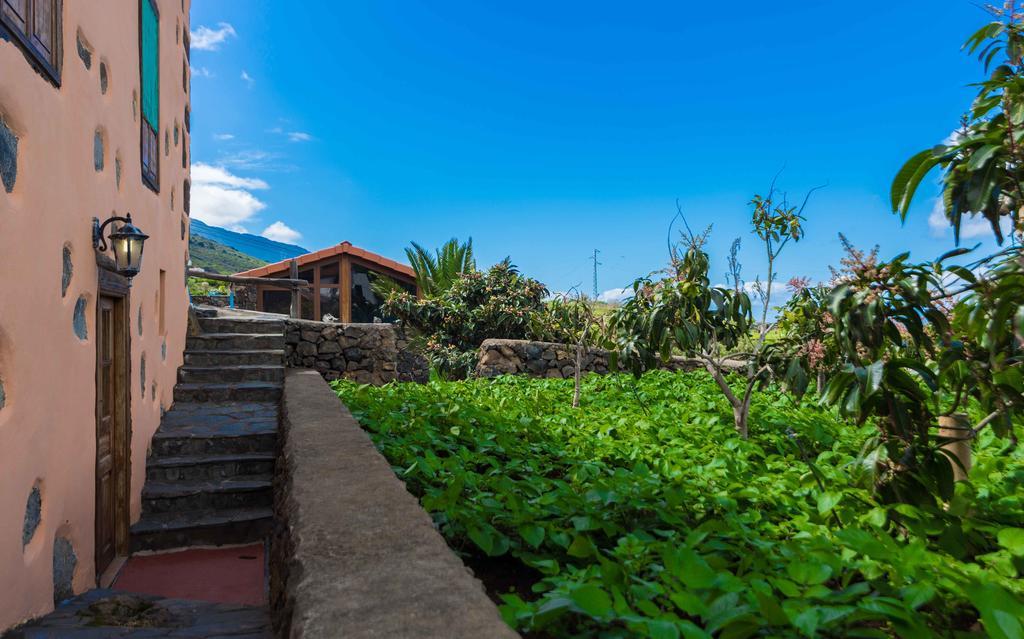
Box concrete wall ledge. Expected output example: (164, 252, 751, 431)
(272, 369, 517, 638)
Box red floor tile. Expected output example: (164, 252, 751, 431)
(112, 544, 266, 605)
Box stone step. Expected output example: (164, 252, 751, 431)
(198, 316, 286, 335)
(178, 365, 285, 384)
(184, 349, 284, 367)
(146, 452, 277, 482)
(186, 333, 285, 352)
(142, 476, 273, 514)
(130, 506, 274, 552)
(152, 402, 278, 456)
(151, 430, 277, 457)
(174, 381, 282, 403)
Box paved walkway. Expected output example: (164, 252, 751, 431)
(2, 589, 271, 638)
(3, 545, 270, 638)
(113, 544, 266, 606)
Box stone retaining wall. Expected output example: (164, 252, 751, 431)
(475, 338, 708, 378)
(284, 319, 428, 384)
(271, 370, 518, 638)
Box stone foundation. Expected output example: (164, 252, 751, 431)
(475, 338, 708, 378)
(284, 319, 428, 385)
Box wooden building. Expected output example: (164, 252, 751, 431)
(234, 241, 418, 323)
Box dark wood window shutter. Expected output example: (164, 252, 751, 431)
(29, 0, 54, 62)
(1, 0, 61, 84)
(1, 0, 29, 34)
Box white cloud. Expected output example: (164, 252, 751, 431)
(241, 70, 254, 87)
(928, 198, 1009, 239)
(287, 131, 313, 142)
(190, 163, 268, 230)
(190, 65, 213, 78)
(217, 149, 290, 172)
(192, 163, 268, 190)
(597, 287, 632, 303)
(261, 221, 302, 244)
(213, 133, 234, 141)
(190, 23, 237, 51)
(191, 184, 266, 230)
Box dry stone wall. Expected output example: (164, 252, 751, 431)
(284, 319, 428, 384)
(475, 338, 709, 378)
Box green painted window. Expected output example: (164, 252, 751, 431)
(141, 0, 158, 127)
(140, 0, 159, 190)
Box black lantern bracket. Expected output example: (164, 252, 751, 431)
(92, 212, 150, 279)
(93, 214, 135, 251)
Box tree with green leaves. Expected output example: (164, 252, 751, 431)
(608, 188, 813, 438)
(406, 237, 477, 297)
(372, 237, 477, 301)
(812, 5, 1024, 506)
(817, 246, 1023, 503)
(534, 291, 605, 407)
(892, 3, 1024, 244)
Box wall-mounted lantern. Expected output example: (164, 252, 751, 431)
(92, 213, 149, 278)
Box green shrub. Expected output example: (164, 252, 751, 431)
(381, 260, 549, 378)
(335, 372, 1024, 638)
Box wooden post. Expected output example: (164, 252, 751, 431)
(289, 259, 300, 319)
(340, 255, 352, 323)
(938, 413, 972, 482)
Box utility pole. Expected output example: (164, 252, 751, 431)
(590, 249, 602, 300)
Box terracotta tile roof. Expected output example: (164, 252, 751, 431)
(233, 241, 416, 279)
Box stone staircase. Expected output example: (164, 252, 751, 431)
(130, 311, 285, 552)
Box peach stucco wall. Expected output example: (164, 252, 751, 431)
(0, 0, 191, 629)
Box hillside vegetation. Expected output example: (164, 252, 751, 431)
(188, 234, 266, 274)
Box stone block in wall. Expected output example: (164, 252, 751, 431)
(318, 341, 341, 355)
(343, 347, 362, 360)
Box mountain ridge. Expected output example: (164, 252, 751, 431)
(190, 218, 308, 264)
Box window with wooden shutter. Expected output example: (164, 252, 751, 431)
(139, 0, 159, 191)
(0, 0, 62, 84)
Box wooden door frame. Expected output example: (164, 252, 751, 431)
(95, 273, 132, 578)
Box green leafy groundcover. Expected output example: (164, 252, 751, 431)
(333, 372, 1024, 638)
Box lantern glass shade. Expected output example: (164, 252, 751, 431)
(108, 220, 149, 278)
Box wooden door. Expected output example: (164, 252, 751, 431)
(95, 295, 128, 577)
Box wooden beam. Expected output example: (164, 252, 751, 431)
(187, 268, 310, 288)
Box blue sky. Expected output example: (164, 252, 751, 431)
(188, 1, 1004, 300)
